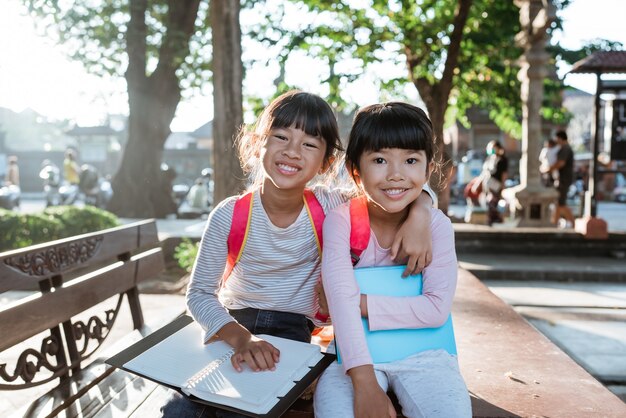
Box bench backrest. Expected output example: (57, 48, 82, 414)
(0, 219, 164, 390)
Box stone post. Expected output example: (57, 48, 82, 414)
(505, 0, 558, 227)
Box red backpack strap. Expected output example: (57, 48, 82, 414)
(303, 189, 324, 255)
(222, 192, 254, 283)
(349, 196, 370, 266)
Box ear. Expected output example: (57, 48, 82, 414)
(319, 155, 336, 174)
(425, 161, 434, 181)
(346, 161, 361, 185)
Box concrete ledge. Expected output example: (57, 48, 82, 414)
(454, 269, 626, 417)
(454, 223, 626, 258)
(458, 254, 626, 282)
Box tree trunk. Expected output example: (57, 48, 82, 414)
(405, 0, 473, 214)
(424, 99, 453, 214)
(108, 82, 179, 218)
(211, 0, 245, 202)
(108, 0, 201, 218)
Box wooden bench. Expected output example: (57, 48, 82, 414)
(454, 268, 626, 417)
(0, 219, 185, 417)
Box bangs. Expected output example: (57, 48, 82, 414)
(269, 94, 337, 142)
(346, 102, 434, 168)
(361, 112, 431, 152)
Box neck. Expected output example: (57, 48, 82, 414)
(259, 180, 305, 227)
(366, 200, 409, 231)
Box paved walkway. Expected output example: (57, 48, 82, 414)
(485, 280, 626, 401)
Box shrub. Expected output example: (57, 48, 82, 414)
(0, 209, 63, 251)
(174, 238, 200, 272)
(0, 206, 120, 252)
(43, 205, 119, 236)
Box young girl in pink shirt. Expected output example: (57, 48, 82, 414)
(315, 102, 471, 418)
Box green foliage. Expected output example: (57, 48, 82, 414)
(43, 206, 120, 236)
(0, 210, 63, 251)
(23, 0, 212, 91)
(0, 206, 120, 252)
(173, 238, 200, 273)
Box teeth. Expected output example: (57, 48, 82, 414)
(384, 189, 406, 195)
(278, 164, 299, 172)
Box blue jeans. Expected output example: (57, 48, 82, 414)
(159, 308, 314, 418)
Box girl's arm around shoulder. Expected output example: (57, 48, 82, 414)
(367, 208, 457, 331)
(186, 196, 240, 343)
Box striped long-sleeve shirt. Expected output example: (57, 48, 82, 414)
(186, 186, 345, 343)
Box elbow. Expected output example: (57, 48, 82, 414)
(431, 312, 449, 328)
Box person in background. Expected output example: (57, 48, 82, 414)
(63, 149, 81, 185)
(6, 156, 20, 186)
(548, 130, 575, 228)
(480, 140, 508, 226)
(539, 138, 559, 187)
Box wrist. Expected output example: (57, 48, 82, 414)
(348, 365, 377, 387)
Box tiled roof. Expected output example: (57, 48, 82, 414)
(191, 121, 212, 139)
(570, 51, 626, 74)
(66, 125, 118, 136)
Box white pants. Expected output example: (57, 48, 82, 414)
(313, 350, 471, 418)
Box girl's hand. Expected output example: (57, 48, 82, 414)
(350, 366, 396, 418)
(392, 200, 432, 277)
(230, 335, 280, 372)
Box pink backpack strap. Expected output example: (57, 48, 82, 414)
(303, 189, 324, 255)
(223, 190, 325, 284)
(222, 192, 254, 283)
(349, 196, 370, 266)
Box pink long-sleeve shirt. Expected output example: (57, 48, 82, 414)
(321, 203, 458, 373)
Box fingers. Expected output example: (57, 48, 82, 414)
(390, 236, 401, 260)
(231, 353, 244, 372)
(232, 343, 281, 372)
(403, 253, 430, 277)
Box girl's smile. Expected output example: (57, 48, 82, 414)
(356, 148, 431, 216)
(261, 125, 327, 192)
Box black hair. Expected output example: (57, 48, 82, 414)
(555, 130, 568, 141)
(345, 102, 434, 173)
(238, 91, 342, 177)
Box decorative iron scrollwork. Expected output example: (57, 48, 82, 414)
(0, 334, 68, 390)
(3, 237, 103, 276)
(73, 295, 123, 360)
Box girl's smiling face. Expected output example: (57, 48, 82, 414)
(260, 125, 328, 192)
(355, 148, 432, 215)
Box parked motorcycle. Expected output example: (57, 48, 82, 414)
(0, 184, 20, 210)
(79, 164, 113, 209)
(39, 160, 78, 206)
(177, 168, 214, 219)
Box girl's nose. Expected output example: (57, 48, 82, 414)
(282, 142, 301, 159)
(386, 164, 404, 181)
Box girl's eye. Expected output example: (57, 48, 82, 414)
(304, 142, 319, 149)
(274, 135, 288, 141)
(374, 157, 386, 164)
(406, 158, 418, 164)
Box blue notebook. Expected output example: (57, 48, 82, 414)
(336, 265, 457, 364)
